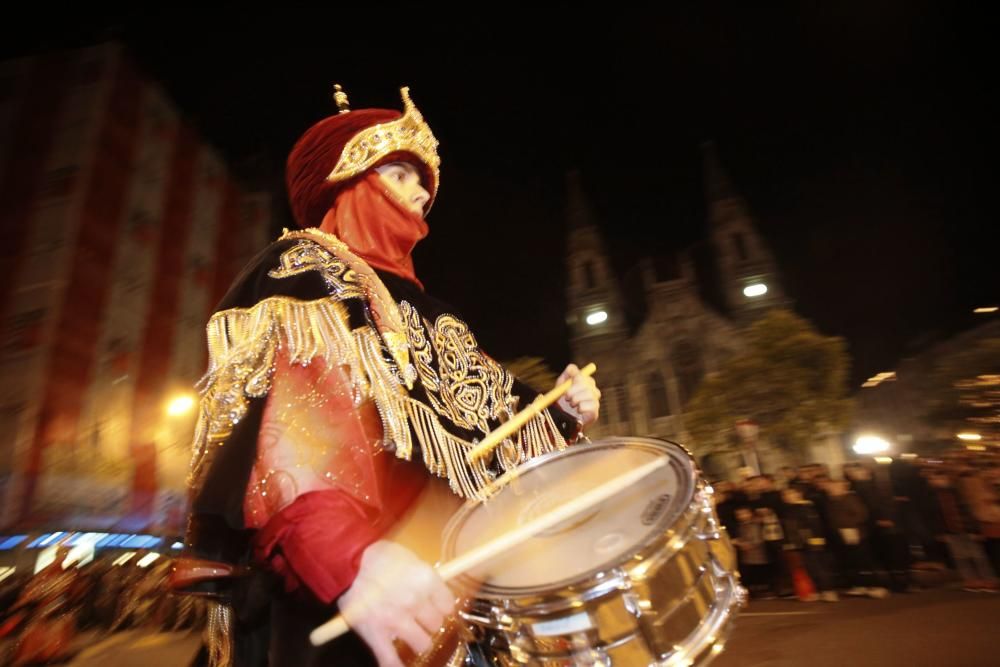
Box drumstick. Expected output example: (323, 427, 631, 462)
(310, 455, 666, 647)
(466, 362, 596, 464)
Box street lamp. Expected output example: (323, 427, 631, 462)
(166, 394, 196, 417)
(853, 434, 891, 455)
(585, 310, 608, 326)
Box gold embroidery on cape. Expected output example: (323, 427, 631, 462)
(401, 301, 514, 435)
(189, 232, 568, 500)
(268, 241, 364, 300)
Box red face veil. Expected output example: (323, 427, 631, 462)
(319, 171, 429, 289)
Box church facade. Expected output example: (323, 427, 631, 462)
(566, 143, 788, 447)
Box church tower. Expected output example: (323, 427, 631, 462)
(564, 170, 626, 364)
(703, 142, 788, 324)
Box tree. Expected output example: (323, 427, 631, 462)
(685, 309, 854, 457)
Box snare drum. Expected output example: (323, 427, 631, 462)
(442, 437, 744, 666)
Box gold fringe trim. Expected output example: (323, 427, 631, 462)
(189, 289, 567, 501)
(188, 296, 367, 483)
(192, 297, 566, 499)
(204, 601, 234, 667)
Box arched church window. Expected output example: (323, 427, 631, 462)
(647, 371, 671, 418)
(672, 339, 704, 405)
(616, 385, 629, 425)
(605, 385, 629, 426)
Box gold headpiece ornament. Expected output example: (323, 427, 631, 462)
(325, 87, 440, 204)
(333, 84, 350, 114)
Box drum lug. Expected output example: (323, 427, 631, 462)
(491, 610, 516, 632)
(694, 487, 723, 541)
(616, 567, 654, 618)
(622, 590, 647, 617)
(614, 566, 643, 595)
(735, 583, 749, 608)
(698, 523, 723, 541)
(458, 611, 490, 643)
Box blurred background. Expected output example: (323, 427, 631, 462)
(0, 4, 997, 665)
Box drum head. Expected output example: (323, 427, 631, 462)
(443, 437, 696, 595)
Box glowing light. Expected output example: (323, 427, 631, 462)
(63, 533, 103, 570)
(136, 553, 161, 568)
(38, 531, 64, 548)
(585, 311, 608, 326)
(900, 453, 918, 460)
(166, 394, 196, 416)
(112, 552, 136, 567)
(853, 435, 891, 455)
(974, 306, 998, 314)
(34, 546, 58, 573)
(0, 535, 27, 550)
(862, 371, 896, 388)
(957, 433, 982, 441)
(743, 283, 768, 298)
(874, 456, 893, 464)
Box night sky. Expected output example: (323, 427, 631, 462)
(4, 3, 995, 386)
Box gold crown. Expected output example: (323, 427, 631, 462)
(326, 87, 440, 207)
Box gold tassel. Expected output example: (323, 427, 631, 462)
(204, 601, 234, 667)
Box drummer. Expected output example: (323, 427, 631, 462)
(174, 86, 602, 667)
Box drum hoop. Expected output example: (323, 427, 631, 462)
(443, 437, 699, 598)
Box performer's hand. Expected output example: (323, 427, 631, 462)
(339, 540, 454, 667)
(556, 363, 601, 427)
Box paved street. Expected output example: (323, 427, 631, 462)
(715, 588, 1000, 667)
(68, 630, 200, 667)
(57, 588, 1000, 666)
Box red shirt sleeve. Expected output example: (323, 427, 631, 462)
(244, 351, 427, 603)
